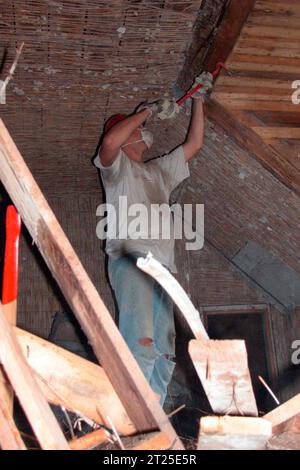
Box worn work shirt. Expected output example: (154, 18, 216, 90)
(94, 146, 190, 272)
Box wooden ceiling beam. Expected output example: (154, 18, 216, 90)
(203, 0, 256, 73)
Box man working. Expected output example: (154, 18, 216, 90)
(94, 72, 213, 406)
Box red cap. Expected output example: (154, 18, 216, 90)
(104, 114, 127, 133)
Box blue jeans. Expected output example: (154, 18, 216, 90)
(108, 252, 176, 406)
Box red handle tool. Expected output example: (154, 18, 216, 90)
(176, 62, 229, 107)
(2, 205, 21, 305)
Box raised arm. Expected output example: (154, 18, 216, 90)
(182, 71, 213, 162)
(182, 99, 204, 162)
(99, 109, 151, 167)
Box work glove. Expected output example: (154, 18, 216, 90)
(190, 71, 213, 100)
(136, 99, 180, 120)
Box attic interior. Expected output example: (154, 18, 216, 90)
(0, 0, 300, 452)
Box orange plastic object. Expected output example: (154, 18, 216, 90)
(2, 206, 21, 304)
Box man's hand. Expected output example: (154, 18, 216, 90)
(190, 71, 213, 100)
(136, 99, 180, 120)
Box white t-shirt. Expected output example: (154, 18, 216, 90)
(94, 146, 190, 272)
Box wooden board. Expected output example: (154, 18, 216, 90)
(189, 339, 258, 416)
(0, 302, 69, 450)
(15, 327, 134, 435)
(198, 416, 272, 450)
(0, 119, 182, 449)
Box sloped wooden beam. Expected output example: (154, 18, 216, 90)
(0, 302, 69, 450)
(0, 379, 26, 450)
(15, 327, 134, 435)
(203, 0, 256, 73)
(0, 119, 182, 449)
(198, 416, 272, 450)
(204, 99, 300, 196)
(189, 339, 258, 417)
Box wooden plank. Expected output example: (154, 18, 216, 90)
(243, 25, 300, 40)
(0, 379, 26, 450)
(0, 302, 69, 450)
(69, 429, 107, 450)
(237, 37, 300, 51)
(230, 53, 300, 68)
(203, 0, 256, 72)
(264, 393, 300, 435)
(215, 99, 300, 112)
(0, 119, 182, 449)
(254, 1, 300, 16)
(198, 416, 272, 450)
(235, 46, 300, 59)
(189, 339, 258, 417)
(15, 327, 135, 435)
(227, 60, 300, 74)
(204, 99, 300, 195)
(252, 127, 300, 139)
(248, 14, 300, 29)
(216, 76, 292, 89)
(214, 92, 290, 102)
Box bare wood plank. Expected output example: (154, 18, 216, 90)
(248, 14, 300, 29)
(0, 119, 182, 448)
(203, 0, 256, 73)
(230, 53, 300, 67)
(0, 302, 69, 450)
(237, 37, 300, 51)
(254, 1, 300, 16)
(227, 60, 300, 74)
(235, 46, 300, 59)
(213, 92, 290, 102)
(198, 416, 272, 450)
(264, 393, 300, 435)
(243, 25, 300, 40)
(15, 327, 135, 435)
(189, 339, 258, 416)
(0, 379, 26, 450)
(252, 127, 300, 139)
(216, 76, 292, 89)
(215, 99, 300, 112)
(215, 85, 291, 96)
(69, 428, 107, 450)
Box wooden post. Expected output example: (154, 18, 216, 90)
(0, 302, 69, 450)
(0, 119, 182, 448)
(198, 416, 272, 450)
